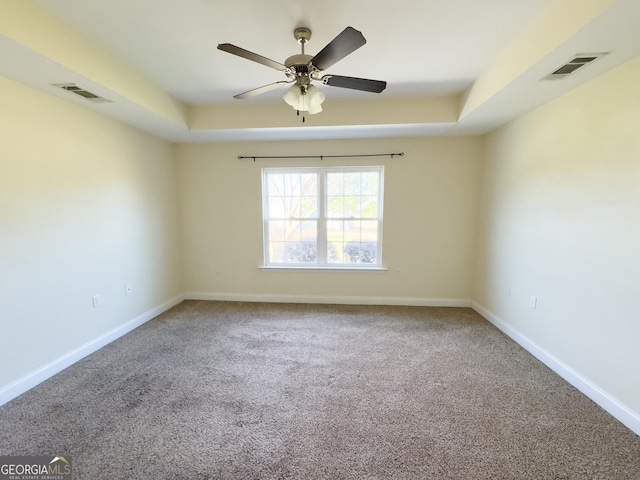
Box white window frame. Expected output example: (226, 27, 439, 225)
(261, 166, 385, 270)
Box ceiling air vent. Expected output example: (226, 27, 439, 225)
(52, 83, 112, 103)
(541, 53, 608, 81)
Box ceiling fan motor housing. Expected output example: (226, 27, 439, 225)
(285, 54, 313, 71)
(286, 28, 317, 83)
(286, 54, 314, 81)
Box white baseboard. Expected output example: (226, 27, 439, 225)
(471, 301, 640, 437)
(0, 294, 185, 407)
(186, 292, 472, 307)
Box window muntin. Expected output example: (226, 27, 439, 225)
(262, 166, 384, 268)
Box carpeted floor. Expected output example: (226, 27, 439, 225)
(1, 301, 639, 479)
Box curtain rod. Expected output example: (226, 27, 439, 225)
(238, 152, 404, 161)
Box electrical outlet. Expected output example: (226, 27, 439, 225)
(125, 282, 132, 296)
(92, 294, 101, 308)
(530, 296, 537, 309)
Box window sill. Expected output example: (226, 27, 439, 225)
(259, 266, 388, 272)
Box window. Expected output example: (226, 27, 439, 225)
(262, 166, 384, 268)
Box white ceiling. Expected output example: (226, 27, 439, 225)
(3, 0, 640, 142)
(29, 0, 558, 103)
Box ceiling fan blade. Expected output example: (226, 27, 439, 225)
(322, 75, 387, 93)
(218, 43, 290, 72)
(233, 81, 292, 99)
(311, 27, 366, 71)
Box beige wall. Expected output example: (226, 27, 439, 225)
(0, 76, 183, 391)
(175, 136, 482, 303)
(474, 56, 640, 419)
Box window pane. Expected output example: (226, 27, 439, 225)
(284, 173, 301, 196)
(340, 243, 377, 264)
(301, 196, 318, 218)
(268, 197, 285, 218)
(327, 196, 343, 218)
(328, 242, 343, 263)
(268, 174, 285, 196)
(269, 242, 285, 263)
(301, 173, 317, 196)
(361, 220, 378, 242)
(285, 220, 301, 242)
(285, 242, 317, 263)
(327, 172, 343, 195)
(300, 221, 317, 241)
(362, 243, 378, 263)
(269, 221, 285, 242)
(344, 172, 361, 195)
(344, 243, 360, 263)
(361, 172, 379, 195)
(344, 196, 361, 218)
(285, 197, 301, 218)
(344, 220, 361, 242)
(361, 195, 378, 218)
(327, 220, 344, 242)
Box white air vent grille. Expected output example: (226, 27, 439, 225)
(541, 53, 608, 81)
(52, 83, 112, 103)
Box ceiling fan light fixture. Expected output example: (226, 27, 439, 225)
(307, 85, 325, 114)
(283, 84, 302, 109)
(283, 84, 325, 114)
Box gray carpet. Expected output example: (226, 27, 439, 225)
(1, 301, 639, 479)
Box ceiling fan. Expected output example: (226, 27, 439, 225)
(217, 26, 387, 119)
